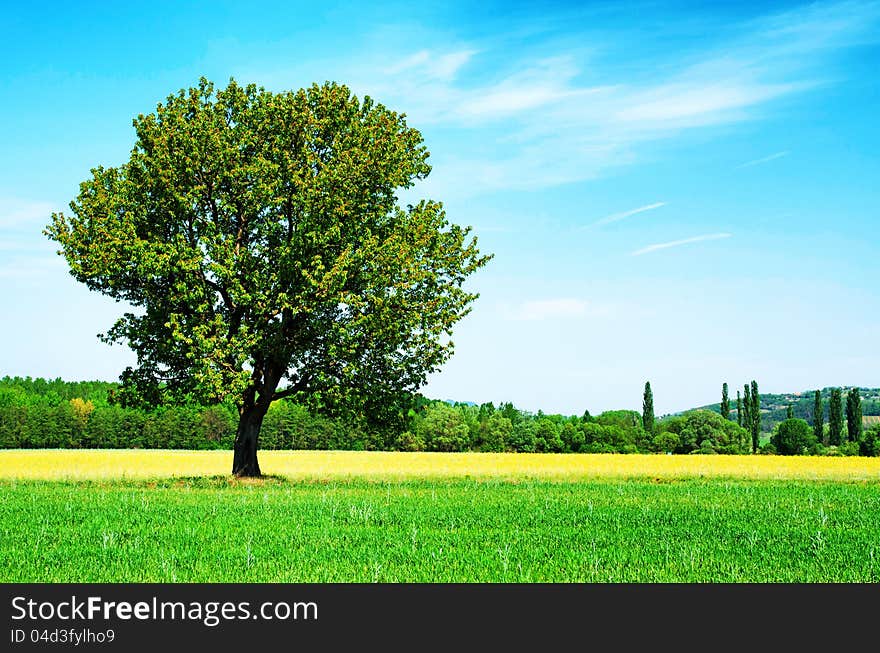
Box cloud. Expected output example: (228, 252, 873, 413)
(631, 233, 732, 256)
(507, 298, 605, 321)
(397, 2, 877, 196)
(241, 1, 880, 198)
(736, 150, 790, 168)
(592, 202, 666, 227)
(0, 198, 58, 228)
(384, 48, 477, 81)
(0, 256, 66, 279)
(612, 81, 808, 126)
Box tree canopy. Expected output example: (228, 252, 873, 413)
(46, 78, 491, 475)
(771, 418, 815, 455)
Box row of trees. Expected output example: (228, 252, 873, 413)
(810, 387, 865, 445)
(0, 393, 748, 455)
(712, 381, 872, 455)
(2, 376, 877, 455)
(769, 387, 872, 456)
(641, 379, 878, 456)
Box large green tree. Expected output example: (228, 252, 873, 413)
(642, 381, 654, 434)
(813, 390, 824, 444)
(846, 387, 862, 443)
(736, 390, 743, 427)
(772, 418, 815, 455)
(46, 78, 491, 476)
(829, 388, 844, 446)
(743, 384, 752, 451)
(720, 383, 730, 421)
(750, 380, 760, 453)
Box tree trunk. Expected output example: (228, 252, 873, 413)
(232, 404, 267, 477)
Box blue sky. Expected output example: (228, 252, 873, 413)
(1, 0, 878, 415)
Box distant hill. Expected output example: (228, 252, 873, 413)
(692, 387, 880, 433)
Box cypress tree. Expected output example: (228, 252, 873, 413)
(846, 388, 862, 443)
(750, 380, 760, 453)
(829, 388, 843, 446)
(721, 383, 730, 421)
(743, 385, 752, 439)
(736, 390, 743, 426)
(813, 390, 824, 444)
(642, 381, 654, 434)
(786, 404, 794, 419)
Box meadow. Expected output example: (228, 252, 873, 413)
(1, 451, 879, 582)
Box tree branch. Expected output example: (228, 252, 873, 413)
(272, 373, 311, 401)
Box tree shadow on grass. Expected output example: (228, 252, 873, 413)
(144, 474, 289, 489)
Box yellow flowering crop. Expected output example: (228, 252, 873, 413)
(1, 449, 879, 482)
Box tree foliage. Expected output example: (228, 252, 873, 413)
(829, 388, 844, 446)
(845, 388, 862, 443)
(743, 384, 752, 451)
(813, 390, 824, 444)
(750, 380, 760, 454)
(642, 381, 654, 434)
(45, 78, 491, 475)
(720, 383, 730, 421)
(771, 418, 815, 455)
(658, 410, 749, 454)
(736, 390, 742, 427)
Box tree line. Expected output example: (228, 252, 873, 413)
(767, 387, 876, 456)
(703, 381, 876, 456)
(3, 376, 877, 455)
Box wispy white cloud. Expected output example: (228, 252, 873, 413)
(0, 198, 58, 228)
(592, 201, 666, 227)
(631, 233, 732, 256)
(240, 1, 880, 197)
(613, 81, 808, 126)
(0, 256, 65, 279)
(736, 150, 790, 168)
(384, 48, 477, 81)
(394, 2, 877, 196)
(506, 298, 605, 321)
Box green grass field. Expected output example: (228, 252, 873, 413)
(2, 476, 878, 582)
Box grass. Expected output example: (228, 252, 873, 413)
(2, 450, 878, 582)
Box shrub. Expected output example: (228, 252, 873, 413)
(662, 410, 749, 454)
(560, 422, 584, 453)
(508, 419, 537, 453)
(534, 417, 564, 453)
(418, 403, 470, 452)
(838, 440, 861, 456)
(477, 413, 512, 452)
(759, 442, 777, 455)
(652, 431, 680, 454)
(860, 425, 880, 457)
(394, 431, 425, 452)
(771, 419, 815, 455)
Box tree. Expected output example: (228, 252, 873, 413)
(829, 388, 844, 446)
(862, 424, 880, 457)
(642, 381, 654, 434)
(786, 404, 794, 420)
(846, 388, 862, 443)
(659, 410, 748, 454)
(813, 390, 824, 444)
(736, 390, 743, 427)
(771, 418, 816, 455)
(743, 385, 752, 451)
(720, 383, 730, 421)
(46, 78, 491, 476)
(417, 403, 471, 452)
(750, 380, 760, 454)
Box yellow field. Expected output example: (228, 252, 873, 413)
(1, 449, 879, 481)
